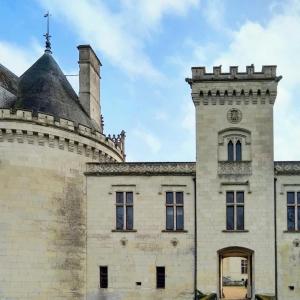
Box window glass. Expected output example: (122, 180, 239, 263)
(226, 192, 234, 203)
(236, 140, 242, 161)
(226, 206, 234, 230)
(176, 192, 184, 204)
(166, 192, 174, 204)
(287, 206, 295, 231)
(116, 206, 124, 230)
(156, 267, 165, 289)
(126, 206, 133, 230)
(297, 192, 300, 205)
(287, 192, 295, 204)
(228, 140, 234, 161)
(100, 266, 108, 288)
(166, 207, 174, 230)
(237, 191, 244, 203)
(298, 207, 300, 231)
(116, 192, 124, 204)
(126, 192, 133, 204)
(237, 206, 244, 230)
(176, 207, 184, 230)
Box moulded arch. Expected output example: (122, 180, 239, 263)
(218, 127, 251, 145)
(218, 246, 254, 258)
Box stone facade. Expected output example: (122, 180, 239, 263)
(0, 43, 299, 300)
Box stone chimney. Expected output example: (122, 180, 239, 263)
(77, 45, 102, 131)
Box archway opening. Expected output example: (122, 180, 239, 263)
(218, 247, 253, 300)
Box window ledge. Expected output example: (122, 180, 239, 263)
(161, 230, 188, 233)
(222, 230, 249, 233)
(111, 229, 137, 232)
(283, 230, 300, 233)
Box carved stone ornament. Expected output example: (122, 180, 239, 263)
(171, 238, 178, 247)
(293, 239, 300, 247)
(218, 161, 252, 176)
(120, 237, 128, 246)
(227, 108, 242, 124)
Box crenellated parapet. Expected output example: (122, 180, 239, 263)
(186, 65, 282, 106)
(0, 108, 126, 162)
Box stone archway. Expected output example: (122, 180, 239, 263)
(218, 247, 254, 300)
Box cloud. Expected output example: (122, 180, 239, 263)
(202, 0, 227, 32)
(133, 127, 161, 154)
(211, 1, 300, 160)
(180, 0, 300, 160)
(38, 0, 198, 81)
(0, 40, 42, 76)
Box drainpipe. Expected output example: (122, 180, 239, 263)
(274, 177, 278, 300)
(193, 177, 197, 300)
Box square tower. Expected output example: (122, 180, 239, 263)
(186, 65, 281, 298)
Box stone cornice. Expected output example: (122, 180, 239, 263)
(0, 126, 118, 162)
(274, 161, 300, 175)
(85, 162, 196, 176)
(0, 108, 125, 161)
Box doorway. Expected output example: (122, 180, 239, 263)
(218, 247, 253, 300)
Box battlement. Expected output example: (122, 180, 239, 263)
(187, 65, 281, 82)
(186, 64, 282, 106)
(0, 109, 125, 160)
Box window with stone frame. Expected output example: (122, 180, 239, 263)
(166, 191, 184, 231)
(287, 192, 300, 231)
(227, 139, 242, 161)
(226, 191, 244, 230)
(116, 191, 133, 230)
(218, 128, 251, 163)
(241, 259, 248, 274)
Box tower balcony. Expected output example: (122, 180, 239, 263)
(218, 161, 252, 176)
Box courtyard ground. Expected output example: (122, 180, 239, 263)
(222, 286, 248, 299)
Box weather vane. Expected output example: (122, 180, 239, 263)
(44, 11, 52, 53)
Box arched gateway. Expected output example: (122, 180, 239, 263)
(218, 247, 254, 300)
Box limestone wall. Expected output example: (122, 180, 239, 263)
(187, 66, 280, 297)
(275, 168, 300, 300)
(86, 170, 195, 300)
(0, 112, 124, 300)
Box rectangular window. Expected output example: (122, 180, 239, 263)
(100, 266, 108, 288)
(241, 259, 247, 274)
(116, 192, 133, 230)
(165, 191, 184, 230)
(156, 266, 165, 289)
(287, 192, 300, 231)
(226, 191, 244, 231)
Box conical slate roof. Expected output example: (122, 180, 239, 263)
(15, 52, 94, 129)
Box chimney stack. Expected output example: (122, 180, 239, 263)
(77, 45, 102, 131)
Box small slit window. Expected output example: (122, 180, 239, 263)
(156, 266, 165, 289)
(100, 266, 108, 288)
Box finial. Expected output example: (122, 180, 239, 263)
(43, 11, 52, 53)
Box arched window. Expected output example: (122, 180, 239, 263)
(236, 140, 242, 161)
(228, 140, 234, 161)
